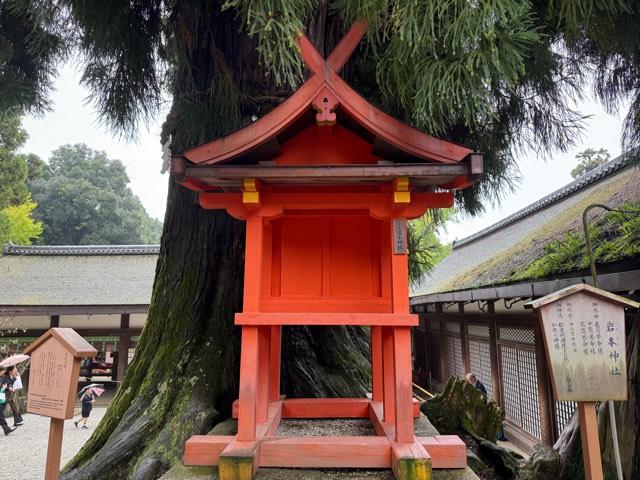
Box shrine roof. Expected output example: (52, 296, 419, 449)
(0, 245, 158, 308)
(172, 23, 481, 193)
(410, 152, 640, 301)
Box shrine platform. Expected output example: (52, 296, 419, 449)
(168, 413, 479, 480)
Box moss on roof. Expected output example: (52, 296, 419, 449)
(432, 168, 640, 293)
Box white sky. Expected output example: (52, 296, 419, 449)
(22, 62, 629, 235)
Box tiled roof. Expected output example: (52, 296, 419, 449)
(2, 244, 160, 256)
(411, 152, 640, 297)
(0, 245, 158, 306)
(453, 153, 634, 248)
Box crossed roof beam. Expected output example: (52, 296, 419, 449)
(172, 22, 482, 191)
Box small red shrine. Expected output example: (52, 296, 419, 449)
(173, 22, 481, 480)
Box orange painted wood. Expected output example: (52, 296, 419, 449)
(578, 401, 604, 480)
(184, 74, 324, 164)
(260, 436, 391, 469)
(184, 435, 234, 466)
(326, 70, 471, 163)
(268, 325, 281, 401)
(382, 327, 396, 423)
(231, 397, 419, 420)
(243, 216, 263, 312)
(281, 398, 371, 418)
(199, 191, 453, 221)
(237, 326, 259, 441)
(255, 400, 283, 438)
(419, 436, 467, 468)
(327, 21, 368, 72)
(393, 327, 414, 443)
(44, 418, 64, 480)
(181, 24, 474, 166)
(371, 326, 383, 402)
(235, 312, 417, 326)
(256, 326, 270, 422)
(277, 124, 380, 165)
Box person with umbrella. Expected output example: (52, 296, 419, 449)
(74, 384, 104, 429)
(0, 366, 16, 435)
(0, 354, 29, 428)
(2, 365, 24, 427)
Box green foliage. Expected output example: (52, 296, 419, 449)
(0, 111, 29, 209)
(222, 0, 316, 89)
(0, 0, 68, 114)
(571, 148, 611, 178)
(514, 202, 640, 281)
(408, 211, 453, 287)
(0, 199, 42, 245)
(30, 144, 162, 245)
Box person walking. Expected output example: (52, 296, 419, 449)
(74, 387, 95, 429)
(3, 365, 23, 426)
(0, 367, 16, 436)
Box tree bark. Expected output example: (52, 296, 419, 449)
(61, 3, 369, 479)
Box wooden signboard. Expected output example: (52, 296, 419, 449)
(24, 328, 97, 480)
(527, 284, 639, 480)
(538, 289, 627, 401)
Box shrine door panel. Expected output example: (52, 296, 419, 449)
(264, 214, 391, 313)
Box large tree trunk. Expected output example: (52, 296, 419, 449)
(61, 3, 369, 479)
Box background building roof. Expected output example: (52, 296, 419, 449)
(411, 153, 640, 299)
(0, 245, 159, 307)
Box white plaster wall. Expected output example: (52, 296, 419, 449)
(129, 313, 147, 328)
(0, 315, 49, 330)
(60, 314, 121, 328)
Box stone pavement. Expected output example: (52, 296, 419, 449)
(2, 407, 107, 480)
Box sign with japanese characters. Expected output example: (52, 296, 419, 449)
(538, 291, 627, 401)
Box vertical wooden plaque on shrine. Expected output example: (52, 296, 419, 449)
(24, 328, 97, 480)
(527, 284, 639, 480)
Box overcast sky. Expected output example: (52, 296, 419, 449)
(22, 62, 629, 240)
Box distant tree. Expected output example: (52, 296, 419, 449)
(0, 112, 29, 209)
(0, 200, 42, 244)
(30, 144, 162, 245)
(0, 112, 42, 246)
(570, 148, 611, 178)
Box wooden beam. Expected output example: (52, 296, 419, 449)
(260, 436, 391, 469)
(185, 163, 472, 182)
(231, 397, 421, 419)
(0, 328, 143, 338)
(0, 305, 149, 316)
(116, 313, 131, 382)
(235, 312, 418, 326)
(578, 402, 604, 480)
(418, 436, 467, 468)
(534, 320, 554, 446)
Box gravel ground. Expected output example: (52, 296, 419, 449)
(2, 407, 107, 480)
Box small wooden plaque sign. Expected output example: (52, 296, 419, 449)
(527, 284, 638, 402)
(24, 328, 97, 419)
(393, 219, 407, 254)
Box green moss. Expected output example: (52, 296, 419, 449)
(436, 174, 640, 292)
(511, 201, 640, 281)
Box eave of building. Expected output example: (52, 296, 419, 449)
(410, 269, 640, 307)
(171, 22, 481, 195)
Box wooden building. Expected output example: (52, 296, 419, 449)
(410, 153, 640, 453)
(0, 244, 158, 381)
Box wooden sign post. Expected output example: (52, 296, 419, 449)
(24, 328, 97, 480)
(526, 284, 639, 480)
